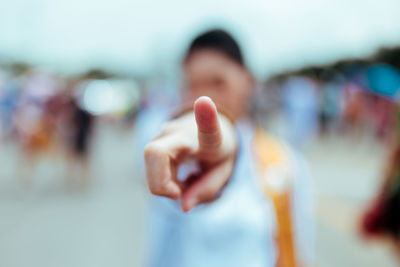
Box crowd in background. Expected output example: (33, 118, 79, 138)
(1, 47, 400, 173)
(2, 47, 400, 150)
(0, 66, 139, 185)
(259, 47, 400, 148)
(1, 47, 400, 156)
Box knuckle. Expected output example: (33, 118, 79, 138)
(144, 143, 164, 160)
(147, 177, 163, 195)
(198, 192, 215, 204)
(159, 180, 171, 193)
(203, 185, 218, 198)
(149, 182, 171, 197)
(143, 143, 153, 155)
(149, 185, 162, 196)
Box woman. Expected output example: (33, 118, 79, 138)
(136, 29, 314, 267)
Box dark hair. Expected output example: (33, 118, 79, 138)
(185, 29, 244, 66)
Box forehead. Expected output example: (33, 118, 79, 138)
(184, 50, 241, 77)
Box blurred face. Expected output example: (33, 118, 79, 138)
(183, 49, 254, 121)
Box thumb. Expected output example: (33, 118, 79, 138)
(194, 96, 222, 155)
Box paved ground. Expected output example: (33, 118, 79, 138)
(0, 122, 398, 267)
(304, 135, 397, 267)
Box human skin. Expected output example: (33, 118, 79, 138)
(144, 96, 237, 212)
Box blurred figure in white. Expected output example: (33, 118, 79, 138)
(283, 76, 319, 148)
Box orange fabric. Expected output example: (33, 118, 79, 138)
(253, 128, 297, 267)
(27, 119, 52, 152)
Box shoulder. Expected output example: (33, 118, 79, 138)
(253, 128, 312, 195)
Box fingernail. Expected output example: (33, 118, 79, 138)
(195, 96, 214, 106)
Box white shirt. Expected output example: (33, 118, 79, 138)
(134, 106, 314, 267)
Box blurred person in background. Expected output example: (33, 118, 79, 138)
(341, 81, 367, 136)
(318, 71, 344, 136)
(13, 69, 57, 183)
(0, 68, 20, 141)
(362, 105, 400, 255)
(282, 75, 319, 147)
(60, 78, 95, 186)
(135, 29, 314, 267)
(67, 96, 94, 184)
(43, 80, 94, 186)
(366, 64, 400, 144)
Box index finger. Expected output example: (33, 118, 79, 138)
(194, 96, 222, 155)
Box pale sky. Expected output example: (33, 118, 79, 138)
(1, 0, 400, 79)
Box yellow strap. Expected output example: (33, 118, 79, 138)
(253, 128, 298, 267)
